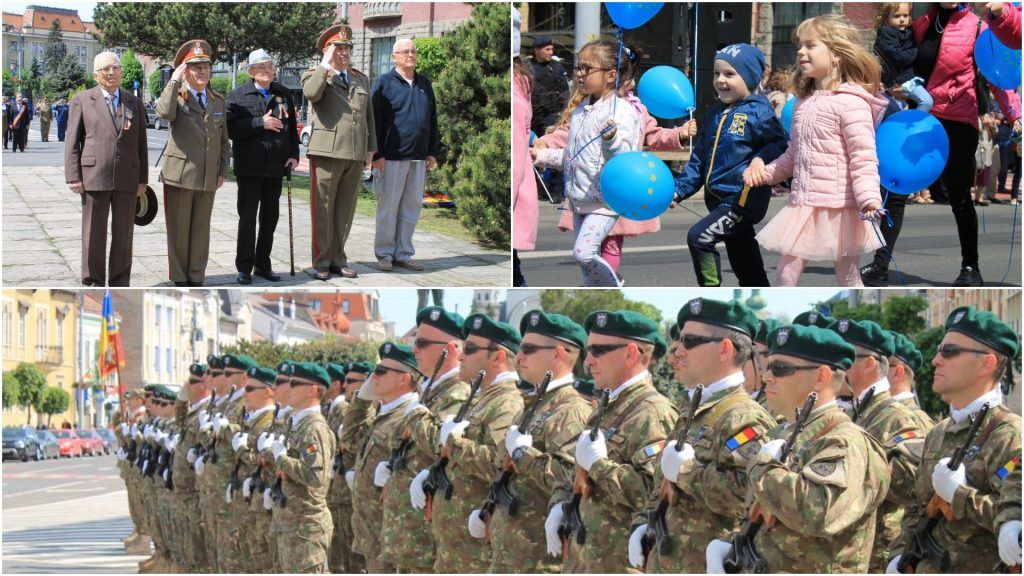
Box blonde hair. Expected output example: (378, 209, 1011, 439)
(874, 3, 913, 28)
(791, 14, 881, 98)
(556, 40, 640, 128)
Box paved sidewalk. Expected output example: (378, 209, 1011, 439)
(2, 165, 510, 287)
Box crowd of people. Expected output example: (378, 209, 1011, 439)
(513, 2, 1024, 288)
(112, 297, 1021, 573)
(2, 95, 70, 151)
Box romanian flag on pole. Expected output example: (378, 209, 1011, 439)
(98, 290, 126, 378)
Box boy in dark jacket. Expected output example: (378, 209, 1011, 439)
(874, 2, 933, 112)
(673, 43, 788, 286)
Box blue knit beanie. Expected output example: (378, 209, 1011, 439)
(714, 43, 766, 92)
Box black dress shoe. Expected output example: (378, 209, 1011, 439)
(236, 272, 252, 285)
(174, 282, 189, 287)
(953, 266, 983, 287)
(859, 263, 889, 286)
(254, 268, 281, 282)
(329, 265, 358, 278)
(314, 268, 331, 281)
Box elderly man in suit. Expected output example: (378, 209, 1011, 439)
(65, 51, 149, 286)
(156, 39, 230, 287)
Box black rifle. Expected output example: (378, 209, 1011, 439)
(389, 349, 449, 474)
(898, 403, 991, 573)
(271, 415, 294, 508)
(423, 369, 486, 522)
(206, 387, 234, 465)
(852, 387, 875, 423)
(193, 390, 217, 463)
(246, 403, 280, 506)
(558, 388, 612, 558)
(642, 384, 705, 564)
(479, 371, 554, 536)
(724, 392, 818, 574)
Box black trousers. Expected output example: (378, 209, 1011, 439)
(57, 121, 67, 142)
(687, 203, 769, 286)
(870, 192, 907, 269)
(235, 176, 282, 274)
(871, 118, 980, 270)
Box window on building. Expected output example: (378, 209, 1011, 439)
(342, 300, 350, 315)
(56, 316, 64, 348)
(155, 304, 162, 329)
(36, 310, 48, 347)
(771, 2, 831, 69)
(154, 345, 161, 373)
(167, 307, 174, 329)
(76, 45, 87, 68)
(166, 348, 173, 377)
(310, 300, 321, 313)
(18, 308, 27, 350)
(370, 36, 396, 84)
(2, 303, 12, 357)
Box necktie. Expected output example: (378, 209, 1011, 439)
(197, 92, 206, 111)
(340, 71, 349, 88)
(105, 93, 116, 118)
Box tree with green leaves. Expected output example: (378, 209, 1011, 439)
(120, 49, 144, 96)
(44, 19, 67, 75)
(47, 53, 86, 99)
(12, 363, 47, 425)
(411, 37, 445, 81)
(2, 372, 20, 409)
(911, 326, 946, 418)
(38, 386, 71, 428)
(222, 338, 381, 372)
(539, 289, 663, 328)
(3, 71, 16, 98)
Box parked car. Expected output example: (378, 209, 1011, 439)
(77, 429, 105, 456)
(52, 429, 84, 458)
(2, 427, 45, 462)
(95, 428, 116, 455)
(300, 120, 312, 147)
(146, 109, 167, 130)
(35, 429, 61, 460)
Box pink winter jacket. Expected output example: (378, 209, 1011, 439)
(914, 7, 1022, 128)
(988, 3, 1022, 49)
(762, 83, 887, 211)
(513, 74, 538, 251)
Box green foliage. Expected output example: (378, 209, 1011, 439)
(12, 363, 47, 422)
(38, 387, 70, 426)
(222, 338, 381, 370)
(120, 49, 144, 95)
(148, 68, 165, 100)
(44, 20, 67, 75)
(209, 72, 252, 97)
(444, 117, 510, 246)
(912, 326, 947, 419)
(45, 53, 86, 99)
(411, 37, 445, 81)
(2, 372, 20, 409)
(3, 71, 16, 97)
(818, 296, 928, 336)
(540, 289, 663, 328)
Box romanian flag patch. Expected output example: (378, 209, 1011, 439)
(300, 444, 318, 464)
(893, 431, 920, 443)
(726, 427, 759, 451)
(996, 455, 1020, 480)
(643, 441, 666, 458)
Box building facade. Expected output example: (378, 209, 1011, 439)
(2, 5, 104, 80)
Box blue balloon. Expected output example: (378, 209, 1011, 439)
(975, 28, 1022, 90)
(600, 151, 675, 219)
(637, 66, 695, 119)
(605, 2, 664, 29)
(876, 110, 949, 195)
(779, 97, 796, 134)
(529, 131, 537, 146)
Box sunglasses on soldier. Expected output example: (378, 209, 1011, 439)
(936, 344, 993, 359)
(766, 360, 820, 378)
(679, 334, 725, 350)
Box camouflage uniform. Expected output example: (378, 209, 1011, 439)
(490, 378, 591, 573)
(206, 388, 247, 573)
(853, 386, 934, 572)
(260, 405, 293, 572)
(230, 404, 276, 573)
(173, 396, 214, 572)
(155, 416, 181, 567)
(197, 394, 231, 571)
(641, 382, 776, 573)
(894, 402, 1021, 572)
(270, 408, 336, 573)
(749, 403, 891, 572)
(895, 394, 934, 428)
(140, 417, 168, 563)
(118, 409, 149, 541)
(560, 376, 678, 574)
(325, 397, 362, 573)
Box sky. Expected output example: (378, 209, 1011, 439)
(5, 1, 99, 20)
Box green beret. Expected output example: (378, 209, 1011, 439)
(792, 310, 835, 329)
(276, 360, 293, 376)
(325, 362, 348, 383)
(768, 324, 857, 371)
(346, 361, 374, 375)
(464, 313, 522, 353)
(152, 385, 176, 400)
(379, 342, 419, 373)
(945, 306, 1021, 359)
(207, 354, 224, 370)
(888, 331, 923, 372)
(189, 363, 207, 379)
(520, 309, 587, 350)
(124, 388, 143, 399)
(827, 319, 895, 357)
(574, 377, 596, 398)
(677, 297, 759, 339)
(143, 383, 159, 393)
(755, 318, 782, 346)
(246, 366, 277, 387)
(416, 306, 465, 339)
(289, 362, 331, 388)
(222, 354, 259, 372)
(584, 310, 667, 359)
(669, 323, 680, 342)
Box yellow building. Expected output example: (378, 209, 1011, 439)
(2, 6, 104, 81)
(2, 289, 79, 427)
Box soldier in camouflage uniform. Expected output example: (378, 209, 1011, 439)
(546, 310, 678, 574)
(887, 330, 933, 425)
(827, 319, 934, 571)
(327, 361, 371, 573)
(479, 310, 592, 573)
(256, 361, 296, 573)
(890, 306, 1022, 573)
(708, 323, 891, 573)
(267, 362, 337, 573)
(117, 389, 151, 554)
(748, 318, 782, 420)
(175, 364, 213, 573)
(195, 355, 226, 571)
(630, 299, 777, 573)
(138, 386, 172, 573)
(147, 387, 181, 571)
(385, 306, 470, 572)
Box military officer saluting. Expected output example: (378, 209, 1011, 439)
(156, 39, 230, 287)
(889, 307, 1022, 573)
(302, 24, 377, 281)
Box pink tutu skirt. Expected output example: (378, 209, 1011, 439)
(756, 204, 884, 261)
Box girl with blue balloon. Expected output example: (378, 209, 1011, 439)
(532, 40, 645, 287)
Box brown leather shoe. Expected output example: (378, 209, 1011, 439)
(125, 536, 153, 555)
(330, 265, 358, 278)
(313, 267, 331, 281)
(395, 259, 424, 271)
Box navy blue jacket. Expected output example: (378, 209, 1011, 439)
(371, 68, 439, 161)
(673, 94, 788, 223)
(875, 26, 918, 86)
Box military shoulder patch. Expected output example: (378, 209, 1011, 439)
(725, 426, 759, 451)
(996, 455, 1021, 480)
(802, 458, 847, 487)
(300, 443, 319, 465)
(735, 439, 762, 461)
(642, 440, 666, 458)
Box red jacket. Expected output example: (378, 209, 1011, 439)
(913, 6, 1021, 128)
(988, 3, 1022, 48)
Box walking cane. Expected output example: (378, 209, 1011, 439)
(286, 166, 295, 276)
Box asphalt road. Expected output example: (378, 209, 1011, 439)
(2, 451, 122, 509)
(2, 117, 168, 169)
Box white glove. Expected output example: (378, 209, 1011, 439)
(168, 435, 179, 453)
(162, 469, 169, 483)
(198, 411, 210, 429)
(706, 538, 732, 574)
(271, 438, 288, 462)
(262, 487, 273, 510)
(374, 461, 392, 488)
(410, 468, 429, 509)
(404, 398, 427, 416)
(141, 459, 150, 476)
(120, 423, 129, 436)
(574, 430, 608, 472)
(213, 414, 229, 434)
(886, 555, 902, 573)
(544, 504, 564, 557)
(257, 432, 269, 450)
(758, 439, 786, 463)
(232, 432, 248, 453)
(468, 508, 487, 539)
(194, 457, 206, 476)
(345, 469, 356, 490)
(117, 447, 125, 461)
(156, 430, 167, 444)
(505, 424, 533, 455)
(242, 477, 253, 499)
(186, 448, 197, 464)
(336, 424, 344, 439)
(143, 425, 153, 440)
(439, 414, 469, 448)
(133, 425, 143, 440)
(999, 520, 1022, 566)
(932, 457, 966, 503)
(258, 433, 275, 452)
(225, 483, 233, 504)
(628, 523, 648, 568)
(660, 440, 695, 483)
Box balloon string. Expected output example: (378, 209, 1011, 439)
(1000, 199, 1018, 284)
(687, 108, 694, 151)
(982, 204, 987, 234)
(882, 189, 894, 228)
(870, 220, 907, 286)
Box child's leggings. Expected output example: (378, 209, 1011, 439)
(687, 204, 769, 286)
(572, 212, 620, 286)
(775, 254, 864, 287)
(600, 236, 624, 273)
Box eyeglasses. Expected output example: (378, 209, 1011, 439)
(373, 365, 410, 377)
(188, 64, 212, 72)
(766, 360, 821, 378)
(343, 377, 365, 385)
(413, 338, 448, 349)
(224, 369, 245, 376)
(586, 343, 629, 358)
(464, 342, 500, 355)
(394, 49, 417, 55)
(96, 65, 122, 74)
(244, 385, 265, 393)
(520, 343, 560, 356)
(680, 334, 725, 350)
(577, 65, 611, 76)
(855, 354, 881, 362)
(273, 378, 290, 386)
(936, 344, 993, 359)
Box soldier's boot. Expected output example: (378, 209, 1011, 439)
(137, 556, 159, 573)
(122, 530, 139, 546)
(125, 536, 153, 555)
